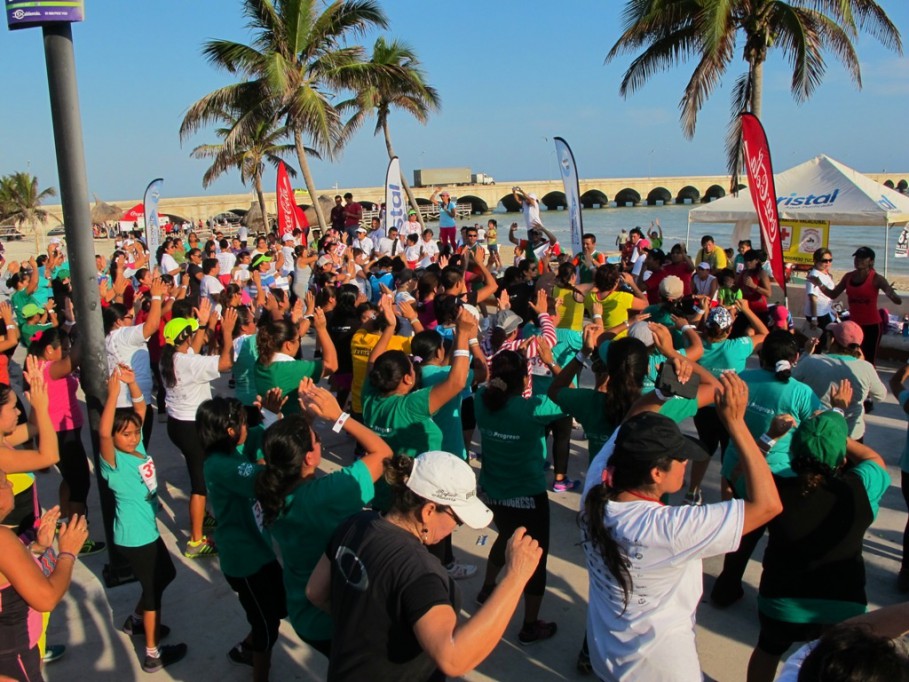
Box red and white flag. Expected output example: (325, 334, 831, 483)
(741, 113, 786, 294)
(276, 161, 305, 237)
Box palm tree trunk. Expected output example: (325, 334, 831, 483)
(293, 130, 327, 232)
(253, 173, 268, 232)
(750, 60, 763, 120)
(31, 217, 39, 255)
(382, 121, 425, 231)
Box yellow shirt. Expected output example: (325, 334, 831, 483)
(553, 285, 585, 331)
(350, 329, 412, 413)
(585, 290, 635, 338)
(695, 247, 727, 271)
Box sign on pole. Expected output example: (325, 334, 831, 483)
(553, 137, 584, 255)
(143, 178, 163, 256)
(384, 156, 405, 238)
(6, 0, 84, 30)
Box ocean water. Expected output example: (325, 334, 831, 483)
(452, 203, 909, 278)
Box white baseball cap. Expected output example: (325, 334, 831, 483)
(406, 451, 492, 529)
(282, 232, 295, 242)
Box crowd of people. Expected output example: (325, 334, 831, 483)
(0, 200, 907, 681)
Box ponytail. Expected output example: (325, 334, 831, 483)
(256, 415, 315, 525)
(256, 319, 297, 366)
(482, 350, 526, 412)
(161, 345, 178, 388)
(582, 483, 633, 611)
(760, 330, 798, 383)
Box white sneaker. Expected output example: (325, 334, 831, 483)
(446, 561, 477, 580)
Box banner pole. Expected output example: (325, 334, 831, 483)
(885, 223, 890, 279)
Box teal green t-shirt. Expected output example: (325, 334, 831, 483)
(254, 356, 323, 415)
(99, 443, 159, 548)
(699, 336, 754, 377)
(271, 460, 374, 641)
(721, 368, 822, 497)
(233, 333, 259, 406)
(362, 380, 443, 458)
(642, 304, 685, 349)
(475, 388, 565, 499)
(554, 389, 616, 462)
(204, 441, 275, 578)
(419, 364, 474, 459)
(11, 289, 40, 326)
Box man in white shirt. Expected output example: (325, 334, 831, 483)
(374, 227, 398, 258)
(280, 232, 297, 276)
(200, 258, 225, 303)
(513, 186, 544, 233)
(351, 227, 374, 258)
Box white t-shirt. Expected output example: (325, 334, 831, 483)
(401, 220, 421, 240)
(805, 268, 835, 317)
(201, 274, 224, 303)
(374, 237, 395, 258)
(216, 251, 236, 274)
(404, 244, 422, 263)
(582, 433, 745, 682)
(281, 244, 296, 275)
(522, 199, 543, 230)
(692, 273, 717, 298)
(418, 240, 439, 268)
(352, 236, 374, 257)
(106, 325, 154, 407)
(160, 253, 181, 285)
(164, 350, 221, 421)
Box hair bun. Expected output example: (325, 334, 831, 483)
(775, 360, 792, 373)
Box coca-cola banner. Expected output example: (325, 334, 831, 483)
(741, 113, 786, 294)
(276, 161, 301, 237)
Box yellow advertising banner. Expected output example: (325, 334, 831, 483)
(780, 220, 829, 265)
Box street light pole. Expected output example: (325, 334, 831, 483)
(42, 22, 134, 586)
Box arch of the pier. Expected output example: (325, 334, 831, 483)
(646, 187, 672, 206)
(457, 195, 489, 214)
(704, 184, 726, 202)
(614, 188, 641, 206)
(541, 191, 567, 210)
(498, 194, 521, 212)
(581, 189, 609, 208)
(676, 186, 701, 204)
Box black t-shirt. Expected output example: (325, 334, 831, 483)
(186, 263, 203, 302)
(327, 314, 357, 374)
(330, 205, 345, 231)
(327, 511, 458, 682)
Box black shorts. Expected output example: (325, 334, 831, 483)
(225, 560, 287, 652)
(119, 537, 177, 612)
(481, 492, 550, 595)
(167, 417, 207, 496)
(57, 427, 91, 504)
(461, 396, 476, 431)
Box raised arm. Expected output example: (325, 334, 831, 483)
(734, 299, 769, 349)
(428, 310, 475, 414)
(140, 277, 167, 339)
(311, 307, 337, 377)
(367, 295, 397, 372)
(548, 323, 599, 402)
(875, 273, 903, 306)
(0, 359, 58, 472)
(508, 222, 520, 246)
(715, 372, 783, 533)
(217, 307, 237, 372)
(469, 252, 499, 304)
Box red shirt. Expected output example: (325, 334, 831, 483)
(661, 262, 694, 296)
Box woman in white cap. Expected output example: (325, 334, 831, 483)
(306, 450, 543, 681)
(582, 373, 782, 682)
(161, 303, 237, 558)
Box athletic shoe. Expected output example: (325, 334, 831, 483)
(183, 537, 218, 559)
(142, 643, 188, 673)
(122, 616, 171, 640)
(202, 512, 217, 531)
(476, 584, 495, 605)
(682, 490, 704, 506)
(518, 620, 557, 646)
(79, 538, 107, 556)
(227, 642, 254, 667)
(551, 479, 580, 493)
(42, 644, 66, 664)
(445, 561, 477, 580)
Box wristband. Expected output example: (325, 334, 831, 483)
(681, 324, 695, 332)
(830, 407, 845, 417)
(653, 388, 670, 402)
(260, 408, 280, 429)
(759, 433, 777, 449)
(151, 296, 162, 301)
(57, 552, 77, 563)
(575, 351, 591, 367)
(6, 322, 16, 327)
(593, 314, 603, 321)
(131, 395, 146, 403)
(452, 349, 470, 359)
(407, 317, 418, 323)
(332, 412, 351, 433)
(468, 338, 479, 347)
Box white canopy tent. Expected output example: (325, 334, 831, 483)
(687, 154, 909, 276)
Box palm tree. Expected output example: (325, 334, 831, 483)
(187, 108, 305, 230)
(607, 0, 902, 172)
(0, 172, 56, 252)
(180, 0, 389, 232)
(342, 36, 441, 230)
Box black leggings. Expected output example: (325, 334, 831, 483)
(548, 415, 574, 478)
(713, 523, 767, 597)
(756, 612, 825, 657)
(57, 427, 90, 504)
(859, 321, 882, 367)
(224, 560, 287, 653)
(693, 406, 730, 458)
(119, 537, 177, 611)
(167, 417, 207, 495)
(484, 492, 550, 596)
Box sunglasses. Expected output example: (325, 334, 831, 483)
(820, 258, 833, 263)
(442, 507, 462, 527)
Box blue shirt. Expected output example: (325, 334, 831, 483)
(438, 200, 457, 228)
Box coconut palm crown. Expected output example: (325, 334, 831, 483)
(180, 0, 390, 231)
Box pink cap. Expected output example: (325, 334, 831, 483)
(827, 321, 863, 347)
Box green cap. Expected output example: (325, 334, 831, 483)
(791, 410, 848, 469)
(163, 317, 199, 346)
(55, 268, 70, 280)
(21, 303, 44, 318)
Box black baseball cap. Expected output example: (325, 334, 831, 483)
(614, 413, 710, 463)
(852, 247, 875, 259)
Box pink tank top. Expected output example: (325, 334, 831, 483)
(42, 361, 83, 431)
(845, 269, 880, 325)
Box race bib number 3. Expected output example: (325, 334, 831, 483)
(138, 457, 158, 495)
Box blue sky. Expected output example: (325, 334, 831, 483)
(1, 0, 907, 202)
